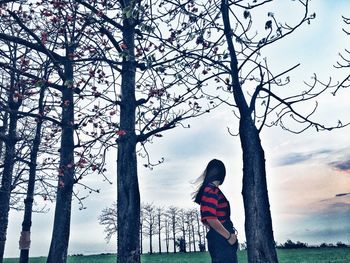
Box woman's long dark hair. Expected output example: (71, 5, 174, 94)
(192, 159, 226, 204)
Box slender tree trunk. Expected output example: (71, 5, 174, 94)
(221, 0, 278, 262)
(158, 215, 161, 254)
(196, 213, 202, 250)
(19, 87, 45, 263)
(165, 221, 169, 253)
(187, 223, 191, 252)
(182, 228, 186, 253)
(117, 8, 140, 262)
(172, 220, 176, 253)
(0, 71, 21, 262)
(202, 226, 207, 251)
(47, 62, 75, 263)
(149, 229, 152, 254)
(192, 224, 196, 252)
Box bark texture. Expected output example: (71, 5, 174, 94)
(221, 0, 279, 262)
(19, 87, 45, 263)
(46, 62, 74, 263)
(117, 7, 141, 262)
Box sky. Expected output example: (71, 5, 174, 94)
(4, 0, 350, 258)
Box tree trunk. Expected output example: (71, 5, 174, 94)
(19, 87, 45, 263)
(47, 62, 75, 263)
(192, 224, 196, 252)
(165, 221, 169, 253)
(140, 223, 143, 255)
(149, 229, 152, 254)
(202, 226, 207, 251)
(187, 223, 191, 252)
(0, 111, 8, 161)
(172, 220, 176, 253)
(240, 117, 278, 262)
(0, 74, 21, 262)
(196, 213, 201, 250)
(117, 9, 140, 262)
(158, 216, 161, 254)
(220, 0, 279, 262)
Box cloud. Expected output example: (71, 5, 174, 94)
(329, 159, 350, 174)
(276, 149, 332, 166)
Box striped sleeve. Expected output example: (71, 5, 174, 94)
(200, 186, 219, 222)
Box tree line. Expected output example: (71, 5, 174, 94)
(99, 203, 211, 254)
(99, 203, 350, 254)
(0, 1, 349, 263)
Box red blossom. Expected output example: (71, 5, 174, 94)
(116, 130, 127, 136)
(59, 180, 65, 188)
(120, 43, 127, 50)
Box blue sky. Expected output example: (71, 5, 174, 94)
(4, 0, 350, 258)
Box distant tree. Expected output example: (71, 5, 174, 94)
(166, 206, 180, 253)
(175, 237, 186, 253)
(156, 207, 164, 254)
(336, 241, 348, 248)
(142, 203, 157, 254)
(164, 214, 170, 253)
(98, 202, 118, 243)
(319, 242, 330, 248)
(198, 243, 206, 252)
(282, 240, 308, 249)
(176, 209, 188, 253)
(192, 209, 204, 252)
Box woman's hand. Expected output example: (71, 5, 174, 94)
(227, 233, 237, 245)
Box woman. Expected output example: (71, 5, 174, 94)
(193, 159, 238, 263)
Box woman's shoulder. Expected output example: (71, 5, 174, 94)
(203, 183, 219, 194)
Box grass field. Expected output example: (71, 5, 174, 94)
(4, 248, 350, 263)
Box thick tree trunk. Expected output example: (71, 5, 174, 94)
(117, 9, 140, 262)
(220, 0, 279, 262)
(240, 117, 278, 263)
(0, 114, 18, 262)
(47, 62, 74, 263)
(0, 80, 21, 262)
(19, 87, 45, 263)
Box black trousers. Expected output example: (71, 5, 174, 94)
(206, 220, 238, 263)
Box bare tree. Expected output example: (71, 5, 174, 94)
(164, 214, 170, 253)
(176, 209, 187, 253)
(156, 206, 164, 254)
(141, 203, 157, 254)
(166, 206, 179, 253)
(98, 202, 118, 243)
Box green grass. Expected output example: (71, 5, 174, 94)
(4, 248, 350, 263)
